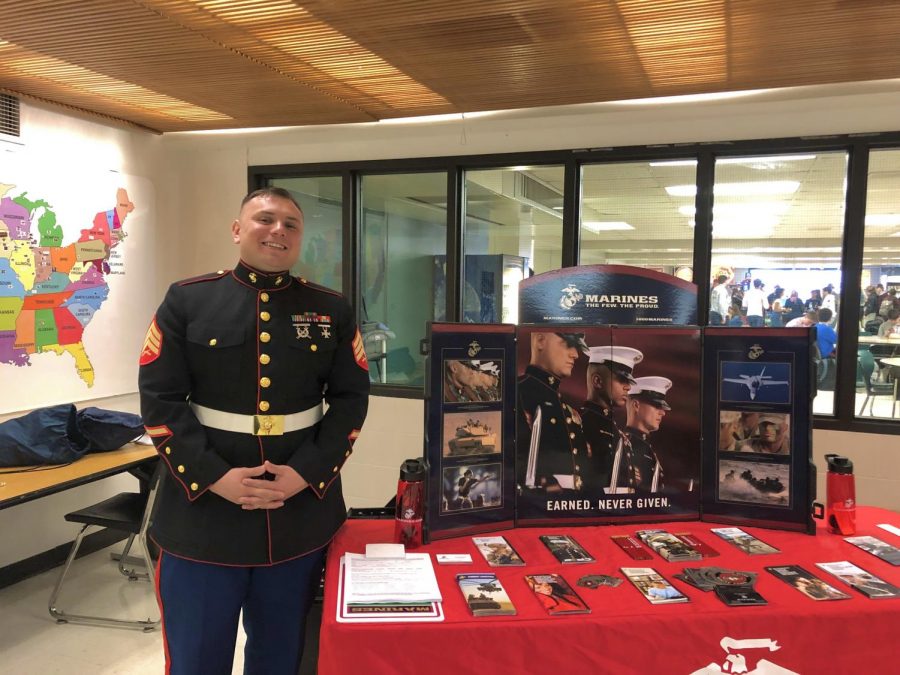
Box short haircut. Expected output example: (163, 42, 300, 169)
(818, 307, 833, 322)
(716, 275, 727, 284)
(240, 186, 303, 213)
(888, 308, 899, 321)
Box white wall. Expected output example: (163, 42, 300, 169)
(0, 101, 168, 567)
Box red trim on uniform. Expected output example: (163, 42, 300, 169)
(154, 437, 208, 502)
(177, 271, 229, 286)
(139, 317, 163, 366)
(155, 553, 172, 675)
(150, 536, 334, 568)
(296, 276, 342, 297)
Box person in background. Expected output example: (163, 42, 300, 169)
(786, 309, 818, 328)
(742, 278, 768, 327)
(862, 285, 878, 322)
(709, 274, 730, 326)
(139, 187, 370, 674)
(727, 302, 747, 326)
(805, 288, 822, 313)
(816, 307, 838, 358)
(821, 284, 837, 326)
(767, 286, 786, 327)
(877, 308, 900, 338)
(782, 290, 805, 323)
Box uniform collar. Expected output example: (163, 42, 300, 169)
(584, 398, 612, 416)
(233, 260, 293, 291)
(524, 365, 562, 391)
(626, 426, 648, 440)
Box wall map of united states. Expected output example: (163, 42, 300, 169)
(0, 184, 134, 385)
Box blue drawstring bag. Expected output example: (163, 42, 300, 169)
(76, 407, 145, 452)
(0, 404, 89, 467)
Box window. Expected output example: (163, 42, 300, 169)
(269, 176, 343, 292)
(461, 166, 564, 323)
(707, 152, 848, 415)
(579, 161, 696, 279)
(857, 148, 900, 420)
(360, 172, 447, 386)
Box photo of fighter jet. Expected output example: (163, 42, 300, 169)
(723, 368, 788, 400)
(720, 362, 791, 403)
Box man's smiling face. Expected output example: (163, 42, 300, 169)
(231, 193, 303, 272)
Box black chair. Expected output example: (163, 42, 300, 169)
(857, 349, 898, 417)
(48, 472, 160, 631)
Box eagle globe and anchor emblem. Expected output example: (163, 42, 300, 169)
(560, 284, 584, 310)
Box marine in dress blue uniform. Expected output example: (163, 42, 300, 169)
(580, 346, 642, 494)
(624, 376, 671, 492)
(139, 188, 369, 675)
(517, 333, 589, 494)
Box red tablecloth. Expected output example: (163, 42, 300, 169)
(319, 507, 900, 675)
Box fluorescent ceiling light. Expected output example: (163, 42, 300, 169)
(650, 155, 815, 168)
(582, 221, 634, 233)
(649, 160, 698, 167)
(666, 181, 800, 197)
(865, 214, 900, 227)
(718, 154, 816, 165)
(679, 202, 791, 217)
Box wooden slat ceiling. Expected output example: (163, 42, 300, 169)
(1, 0, 899, 133)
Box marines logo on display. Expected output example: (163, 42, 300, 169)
(748, 344, 765, 360)
(468, 340, 482, 358)
(560, 284, 584, 309)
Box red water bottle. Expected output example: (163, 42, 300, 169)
(824, 454, 856, 535)
(394, 459, 427, 548)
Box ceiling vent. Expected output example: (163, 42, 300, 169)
(0, 94, 21, 138)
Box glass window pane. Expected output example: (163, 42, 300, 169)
(270, 176, 343, 292)
(579, 160, 696, 281)
(361, 172, 447, 386)
(708, 152, 847, 417)
(858, 148, 900, 421)
(462, 166, 563, 323)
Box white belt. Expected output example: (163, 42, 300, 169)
(190, 402, 323, 436)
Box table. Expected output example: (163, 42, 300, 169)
(0, 443, 157, 510)
(857, 335, 900, 345)
(320, 507, 900, 675)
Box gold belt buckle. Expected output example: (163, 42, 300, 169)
(253, 414, 284, 436)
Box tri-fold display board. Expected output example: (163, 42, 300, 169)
(422, 266, 815, 541)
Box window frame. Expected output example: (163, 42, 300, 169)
(248, 131, 900, 433)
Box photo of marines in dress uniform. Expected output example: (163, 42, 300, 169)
(518, 332, 590, 493)
(580, 346, 643, 493)
(624, 376, 672, 492)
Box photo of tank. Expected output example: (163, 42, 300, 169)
(442, 410, 502, 457)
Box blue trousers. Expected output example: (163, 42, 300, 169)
(156, 548, 325, 675)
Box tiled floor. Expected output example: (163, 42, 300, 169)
(0, 544, 247, 674)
